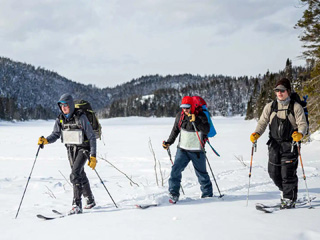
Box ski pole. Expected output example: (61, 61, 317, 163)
(206, 139, 220, 157)
(15, 143, 43, 219)
(94, 168, 118, 208)
(84, 152, 118, 208)
(164, 143, 185, 195)
(291, 141, 296, 153)
(246, 141, 257, 207)
(191, 122, 224, 198)
(297, 143, 313, 209)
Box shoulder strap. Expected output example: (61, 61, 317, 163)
(73, 110, 84, 128)
(288, 99, 295, 118)
(178, 111, 185, 129)
(58, 113, 64, 127)
(270, 100, 278, 113)
(74, 109, 84, 116)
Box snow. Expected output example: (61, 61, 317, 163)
(0, 117, 320, 240)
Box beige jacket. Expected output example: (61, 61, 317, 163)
(255, 100, 308, 136)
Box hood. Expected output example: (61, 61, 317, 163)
(57, 93, 75, 117)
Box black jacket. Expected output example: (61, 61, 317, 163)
(167, 111, 210, 145)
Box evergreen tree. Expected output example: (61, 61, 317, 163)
(295, 0, 320, 60)
(295, 0, 320, 132)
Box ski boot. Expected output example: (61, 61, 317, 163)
(70, 185, 83, 215)
(280, 198, 296, 210)
(84, 196, 96, 209)
(169, 193, 179, 204)
(201, 193, 213, 199)
(69, 205, 83, 215)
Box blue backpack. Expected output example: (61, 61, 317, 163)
(202, 105, 217, 138)
(192, 96, 217, 138)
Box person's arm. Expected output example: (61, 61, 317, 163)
(79, 114, 97, 156)
(254, 102, 272, 136)
(193, 112, 210, 134)
(166, 113, 182, 145)
(46, 118, 62, 143)
(293, 103, 308, 136)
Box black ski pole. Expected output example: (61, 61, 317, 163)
(84, 152, 118, 208)
(246, 141, 257, 207)
(94, 168, 118, 208)
(191, 122, 224, 198)
(164, 143, 185, 195)
(15, 142, 43, 219)
(297, 143, 313, 209)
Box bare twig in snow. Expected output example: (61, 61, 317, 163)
(98, 155, 140, 187)
(148, 138, 161, 186)
(234, 155, 247, 167)
(59, 170, 72, 188)
(44, 185, 56, 199)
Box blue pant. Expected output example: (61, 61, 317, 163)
(169, 148, 213, 197)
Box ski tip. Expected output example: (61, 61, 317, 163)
(37, 214, 55, 220)
(255, 205, 274, 213)
(135, 204, 158, 209)
(52, 209, 63, 215)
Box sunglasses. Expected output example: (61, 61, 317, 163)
(275, 89, 286, 93)
(60, 103, 69, 107)
(182, 107, 190, 110)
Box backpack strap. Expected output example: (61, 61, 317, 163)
(288, 99, 295, 118)
(270, 100, 294, 118)
(73, 109, 84, 128)
(178, 110, 185, 129)
(58, 113, 64, 127)
(270, 100, 278, 115)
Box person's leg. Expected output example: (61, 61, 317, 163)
(280, 142, 299, 203)
(190, 152, 213, 197)
(76, 150, 96, 208)
(82, 181, 95, 207)
(268, 140, 282, 193)
(69, 148, 88, 212)
(168, 148, 190, 199)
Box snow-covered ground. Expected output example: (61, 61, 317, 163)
(0, 117, 319, 240)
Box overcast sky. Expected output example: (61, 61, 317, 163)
(0, 0, 307, 88)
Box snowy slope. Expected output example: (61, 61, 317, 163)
(0, 117, 319, 240)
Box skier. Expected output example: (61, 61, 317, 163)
(162, 96, 213, 203)
(250, 78, 308, 209)
(38, 93, 97, 214)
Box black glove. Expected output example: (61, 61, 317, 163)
(162, 141, 170, 150)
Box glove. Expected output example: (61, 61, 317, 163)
(292, 131, 303, 142)
(38, 136, 48, 146)
(187, 113, 196, 122)
(162, 141, 170, 150)
(250, 133, 260, 143)
(88, 156, 97, 170)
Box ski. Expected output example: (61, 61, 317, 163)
(135, 204, 158, 209)
(256, 196, 316, 209)
(256, 197, 316, 213)
(52, 209, 63, 215)
(37, 209, 69, 220)
(36, 214, 66, 220)
(255, 205, 279, 213)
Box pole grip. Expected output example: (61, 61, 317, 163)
(39, 136, 45, 149)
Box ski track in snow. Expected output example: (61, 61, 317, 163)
(1, 117, 320, 240)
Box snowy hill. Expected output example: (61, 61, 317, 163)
(1, 117, 320, 240)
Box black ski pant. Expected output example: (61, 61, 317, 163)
(267, 139, 299, 201)
(67, 146, 94, 207)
